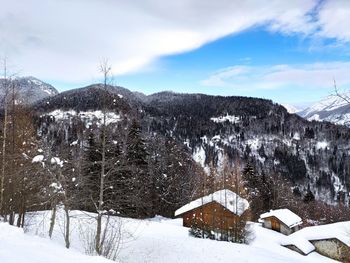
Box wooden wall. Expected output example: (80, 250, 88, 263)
(182, 201, 240, 231)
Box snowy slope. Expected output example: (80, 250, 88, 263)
(17, 210, 339, 263)
(299, 92, 350, 126)
(0, 223, 112, 263)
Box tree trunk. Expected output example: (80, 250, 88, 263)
(8, 81, 16, 226)
(95, 62, 109, 256)
(0, 99, 8, 218)
(64, 205, 70, 249)
(16, 212, 22, 228)
(49, 205, 57, 238)
(21, 210, 25, 228)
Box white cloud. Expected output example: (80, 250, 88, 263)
(0, 0, 319, 82)
(316, 0, 350, 41)
(201, 62, 350, 90)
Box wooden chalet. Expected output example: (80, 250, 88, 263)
(174, 189, 249, 231)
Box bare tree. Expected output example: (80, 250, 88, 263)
(333, 78, 350, 104)
(0, 58, 10, 219)
(95, 60, 110, 255)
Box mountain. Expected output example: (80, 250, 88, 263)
(0, 76, 58, 104)
(298, 92, 350, 127)
(282, 104, 300, 114)
(31, 84, 350, 209)
(143, 93, 350, 205)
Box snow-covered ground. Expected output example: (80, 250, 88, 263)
(0, 210, 342, 262)
(42, 110, 121, 127)
(0, 222, 112, 263)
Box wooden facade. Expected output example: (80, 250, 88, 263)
(180, 201, 241, 231)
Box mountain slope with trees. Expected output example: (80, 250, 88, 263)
(2, 79, 350, 223)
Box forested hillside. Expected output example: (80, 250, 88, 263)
(144, 92, 350, 205)
(1, 82, 350, 224)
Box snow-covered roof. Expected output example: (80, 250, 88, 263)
(174, 189, 249, 217)
(260, 209, 302, 228)
(281, 236, 315, 255)
(281, 221, 350, 255)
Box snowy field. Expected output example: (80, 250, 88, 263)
(0, 222, 111, 263)
(0, 210, 341, 263)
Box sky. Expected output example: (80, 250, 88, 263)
(1, 0, 350, 107)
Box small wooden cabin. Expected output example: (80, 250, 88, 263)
(174, 189, 249, 231)
(259, 209, 302, 235)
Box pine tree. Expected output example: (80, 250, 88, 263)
(303, 187, 315, 203)
(242, 163, 256, 197)
(126, 120, 148, 166)
(124, 119, 152, 218)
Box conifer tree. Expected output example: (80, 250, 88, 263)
(124, 119, 152, 217)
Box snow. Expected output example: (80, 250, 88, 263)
(49, 182, 63, 193)
(308, 114, 320, 121)
(32, 154, 44, 163)
(293, 132, 300, 140)
(282, 104, 300, 114)
(0, 223, 112, 263)
(301, 93, 350, 115)
(324, 113, 350, 126)
(299, 92, 350, 127)
(70, 140, 78, 146)
(251, 223, 336, 262)
(288, 221, 350, 246)
(174, 189, 249, 217)
(246, 138, 260, 151)
(13, 210, 337, 263)
(43, 110, 121, 127)
(210, 114, 240, 124)
(192, 145, 206, 167)
(281, 236, 316, 255)
(316, 141, 328, 150)
(260, 209, 303, 228)
(51, 157, 63, 167)
(282, 221, 350, 255)
(332, 174, 345, 194)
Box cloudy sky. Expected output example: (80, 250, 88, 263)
(1, 0, 350, 106)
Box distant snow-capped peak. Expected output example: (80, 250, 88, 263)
(298, 91, 350, 127)
(0, 76, 59, 104)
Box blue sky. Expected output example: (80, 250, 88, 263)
(103, 28, 350, 106)
(3, 0, 350, 107)
(50, 27, 350, 107)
